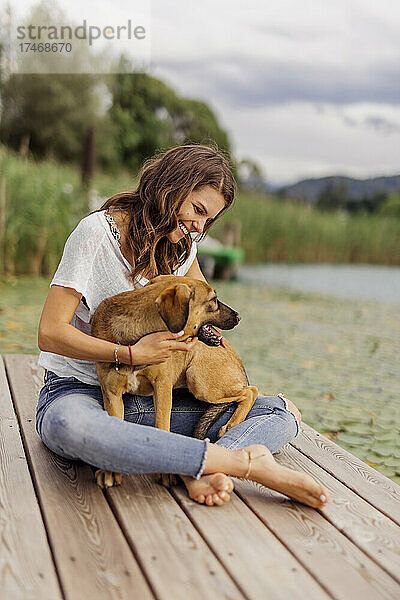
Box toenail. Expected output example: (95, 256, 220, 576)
(220, 492, 226, 498)
(320, 494, 326, 502)
(224, 485, 229, 490)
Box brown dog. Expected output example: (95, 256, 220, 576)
(91, 274, 258, 488)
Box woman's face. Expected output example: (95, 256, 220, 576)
(166, 185, 227, 243)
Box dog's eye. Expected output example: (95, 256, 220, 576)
(210, 298, 218, 310)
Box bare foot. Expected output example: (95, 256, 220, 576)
(181, 473, 234, 506)
(239, 444, 329, 508)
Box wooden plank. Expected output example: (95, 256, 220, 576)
(171, 483, 330, 600)
(5, 354, 154, 600)
(276, 444, 400, 585)
(292, 424, 400, 526)
(234, 477, 400, 599)
(0, 357, 62, 600)
(106, 474, 245, 600)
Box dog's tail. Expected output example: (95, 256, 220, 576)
(192, 403, 236, 439)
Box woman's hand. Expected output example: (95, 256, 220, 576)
(126, 331, 198, 366)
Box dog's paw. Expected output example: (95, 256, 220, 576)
(95, 469, 123, 488)
(153, 473, 178, 487)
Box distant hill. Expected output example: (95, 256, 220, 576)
(278, 175, 400, 203)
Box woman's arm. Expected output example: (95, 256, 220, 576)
(38, 285, 197, 366)
(38, 285, 126, 362)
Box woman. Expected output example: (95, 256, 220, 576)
(37, 143, 329, 507)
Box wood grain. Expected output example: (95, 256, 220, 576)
(5, 352, 400, 600)
(5, 354, 154, 600)
(171, 483, 330, 600)
(276, 444, 400, 584)
(292, 424, 400, 526)
(106, 474, 244, 600)
(0, 357, 62, 600)
(234, 476, 400, 599)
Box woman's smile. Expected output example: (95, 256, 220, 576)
(178, 220, 190, 236)
(167, 185, 226, 243)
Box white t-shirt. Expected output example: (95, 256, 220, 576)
(38, 210, 197, 385)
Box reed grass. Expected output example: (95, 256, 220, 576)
(0, 146, 399, 274)
(213, 190, 400, 265)
(0, 146, 135, 275)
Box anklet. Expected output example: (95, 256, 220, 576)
(244, 450, 252, 479)
(243, 449, 269, 480)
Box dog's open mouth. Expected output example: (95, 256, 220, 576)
(197, 323, 225, 347)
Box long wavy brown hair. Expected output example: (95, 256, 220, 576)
(92, 143, 236, 283)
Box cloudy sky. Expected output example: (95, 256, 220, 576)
(151, 0, 400, 185)
(8, 0, 400, 184)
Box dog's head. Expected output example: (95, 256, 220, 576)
(152, 275, 240, 346)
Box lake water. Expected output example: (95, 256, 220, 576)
(216, 265, 400, 484)
(239, 264, 400, 304)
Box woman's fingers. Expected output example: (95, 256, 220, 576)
(134, 330, 198, 364)
(167, 337, 198, 352)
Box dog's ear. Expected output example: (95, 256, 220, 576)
(155, 283, 193, 332)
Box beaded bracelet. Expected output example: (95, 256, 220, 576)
(114, 343, 121, 371)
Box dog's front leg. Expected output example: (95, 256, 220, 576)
(151, 378, 177, 487)
(153, 384, 172, 433)
(95, 384, 125, 489)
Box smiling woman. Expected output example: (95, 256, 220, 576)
(92, 143, 236, 282)
(36, 142, 325, 508)
(167, 186, 227, 244)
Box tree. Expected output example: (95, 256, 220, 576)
(0, 73, 105, 161)
(316, 180, 349, 211)
(0, 1, 104, 162)
(108, 64, 232, 172)
(237, 158, 265, 191)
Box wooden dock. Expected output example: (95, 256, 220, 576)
(1, 354, 400, 600)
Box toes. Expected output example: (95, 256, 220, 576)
(217, 490, 231, 502)
(206, 494, 214, 506)
(213, 496, 224, 506)
(319, 490, 329, 505)
(212, 474, 234, 494)
(195, 494, 205, 504)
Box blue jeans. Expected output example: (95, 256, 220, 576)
(36, 370, 300, 480)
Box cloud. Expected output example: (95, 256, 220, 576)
(155, 56, 400, 108)
(363, 116, 400, 134)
